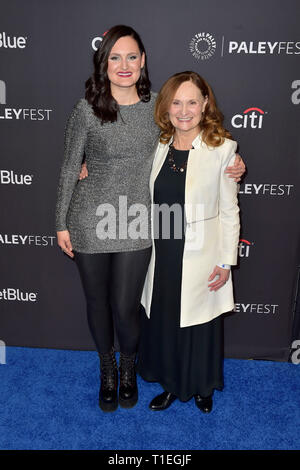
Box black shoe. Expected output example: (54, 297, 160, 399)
(119, 352, 138, 409)
(99, 349, 118, 412)
(194, 394, 213, 413)
(149, 391, 177, 411)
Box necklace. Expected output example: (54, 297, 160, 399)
(167, 144, 192, 173)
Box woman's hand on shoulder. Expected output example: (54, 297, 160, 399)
(208, 266, 230, 291)
(79, 162, 88, 180)
(57, 230, 74, 258)
(225, 153, 246, 182)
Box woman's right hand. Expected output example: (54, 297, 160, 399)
(79, 162, 88, 180)
(57, 230, 74, 258)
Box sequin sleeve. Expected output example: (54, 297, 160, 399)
(55, 99, 89, 231)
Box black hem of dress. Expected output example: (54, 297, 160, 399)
(136, 368, 224, 403)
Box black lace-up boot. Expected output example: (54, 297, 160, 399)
(119, 352, 138, 408)
(98, 348, 118, 412)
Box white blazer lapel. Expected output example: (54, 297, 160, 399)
(149, 142, 170, 199)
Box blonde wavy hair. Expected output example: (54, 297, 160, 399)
(155, 71, 233, 147)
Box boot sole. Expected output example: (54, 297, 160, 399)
(99, 398, 118, 412)
(119, 390, 138, 409)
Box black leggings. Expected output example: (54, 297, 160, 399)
(73, 247, 152, 355)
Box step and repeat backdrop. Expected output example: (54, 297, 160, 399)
(1, 0, 299, 361)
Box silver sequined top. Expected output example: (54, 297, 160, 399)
(55, 92, 159, 253)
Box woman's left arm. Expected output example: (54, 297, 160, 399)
(218, 149, 241, 265)
(208, 146, 241, 291)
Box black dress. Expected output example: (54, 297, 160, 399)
(137, 148, 224, 401)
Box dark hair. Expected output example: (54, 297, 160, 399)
(155, 71, 233, 147)
(85, 25, 151, 124)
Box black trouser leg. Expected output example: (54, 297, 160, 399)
(110, 247, 152, 355)
(110, 247, 152, 407)
(73, 247, 151, 355)
(73, 251, 113, 354)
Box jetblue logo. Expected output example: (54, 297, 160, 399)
(0, 170, 33, 185)
(0, 288, 38, 302)
(0, 32, 27, 49)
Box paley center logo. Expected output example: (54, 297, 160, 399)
(189, 32, 217, 60)
(0, 32, 27, 49)
(231, 107, 266, 129)
(238, 239, 254, 258)
(0, 80, 52, 120)
(234, 303, 279, 314)
(227, 40, 300, 55)
(0, 234, 56, 247)
(239, 183, 294, 196)
(189, 36, 300, 59)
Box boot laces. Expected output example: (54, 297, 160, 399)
(120, 354, 136, 385)
(100, 351, 117, 388)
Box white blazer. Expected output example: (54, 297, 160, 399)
(141, 133, 240, 327)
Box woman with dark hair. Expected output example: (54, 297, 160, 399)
(56, 26, 245, 412)
(56, 25, 158, 412)
(137, 71, 241, 413)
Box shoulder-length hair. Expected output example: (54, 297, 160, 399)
(85, 25, 151, 124)
(155, 71, 232, 147)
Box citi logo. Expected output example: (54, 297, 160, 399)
(0, 170, 33, 185)
(238, 239, 253, 258)
(231, 107, 266, 129)
(0, 288, 37, 302)
(91, 30, 109, 51)
(0, 32, 27, 49)
(92, 36, 103, 51)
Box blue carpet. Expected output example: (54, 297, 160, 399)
(0, 346, 299, 450)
